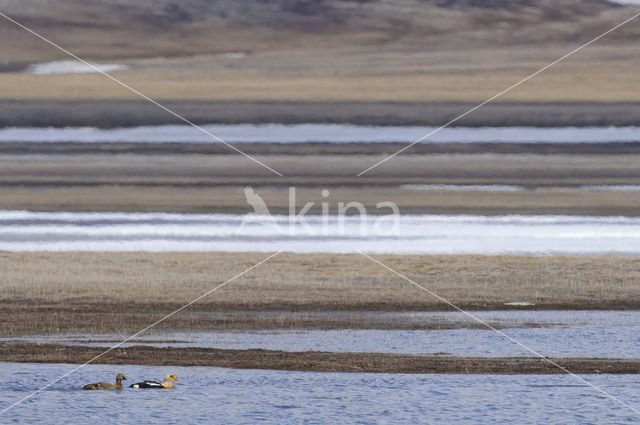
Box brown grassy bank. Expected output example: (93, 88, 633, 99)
(2, 253, 640, 335)
(1, 46, 639, 103)
(2, 343, 638, 374)
(1, 1, 639, 104)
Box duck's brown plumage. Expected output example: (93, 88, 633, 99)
(83, 373, 127, 390)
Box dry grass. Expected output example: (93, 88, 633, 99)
(1, 58, 639, 102)
(3, 252, 640, 334)
(2, 251, 640, 308)
(2, 20, 640, 103)
(2, 1, 639, 103)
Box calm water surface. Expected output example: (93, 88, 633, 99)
(4, 311, 640, 358)
(1, 124, 639, 144)
(0, 363, 639, 424)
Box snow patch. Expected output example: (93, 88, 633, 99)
(25, 60, 128, 75)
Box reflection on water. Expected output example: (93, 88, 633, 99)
(0, 363, 638, 424)
(5, 311, 640, 358)
(0, 124, 639, 143)
(2, 211, 640, 254)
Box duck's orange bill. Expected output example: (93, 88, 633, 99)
(174, 376, 179, 380)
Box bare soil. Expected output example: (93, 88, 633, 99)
(2, 100, 640, 128)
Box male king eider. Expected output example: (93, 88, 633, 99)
(130, 374, 178, 389)
(83, 373, 127, 390)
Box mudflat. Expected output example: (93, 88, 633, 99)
(2, 100, 640, 127)
(2, 343, 638, 374)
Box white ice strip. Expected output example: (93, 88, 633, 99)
(25, 60, 128, 75)
(581, 185, 640, 191)
(400, 184, 526, 191)
(401, 184, 640, 192)
(2, 211, 640, 254)
(0, 124, 638, 143)
(4, 210, 640, 224)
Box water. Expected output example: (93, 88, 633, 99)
(3, 310, 640, 358)
(2, 210, 640, 254)
(0, 124, 638, 143)
(0, 363, 638, 424)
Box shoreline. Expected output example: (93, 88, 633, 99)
(2, 343, 638, 374)
(6, 303, 640, 336)
(5, 141, 640, 156)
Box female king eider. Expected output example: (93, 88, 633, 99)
(83, 373, 127, 390)
(130, 374, 178, 389)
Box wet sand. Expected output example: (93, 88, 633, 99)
(2, 343, 638, 374)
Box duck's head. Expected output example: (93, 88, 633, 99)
(163, 374, 178, 382)
(116, 373, 127, 381)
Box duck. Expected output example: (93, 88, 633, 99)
(83, 373, 127, 390)
(129, 374, 178, 389)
